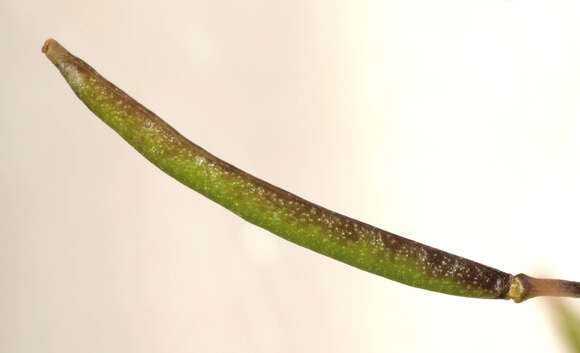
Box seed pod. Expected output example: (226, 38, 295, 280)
(42, 38, 579, 302)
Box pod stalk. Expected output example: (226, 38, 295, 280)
(506, 274, 580, 303)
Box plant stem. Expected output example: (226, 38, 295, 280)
(42, 38, 580, 303)
(508, 274, 580, 303)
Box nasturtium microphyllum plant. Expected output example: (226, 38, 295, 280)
(43, 38, 579, 303)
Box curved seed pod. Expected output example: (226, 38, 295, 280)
(42, 38, 580, 302)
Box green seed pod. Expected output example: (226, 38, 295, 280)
(43, 38, 579, 302)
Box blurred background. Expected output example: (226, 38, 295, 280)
(2, 0, 580, 352)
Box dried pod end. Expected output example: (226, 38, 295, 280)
(42, 38, 73, 66)
(41, 38, 53, 53)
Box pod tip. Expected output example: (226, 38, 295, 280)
(41, 38, 54, 54)
(42, 38, 74, 67)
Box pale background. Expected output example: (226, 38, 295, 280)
(2, 0, 580, 352)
